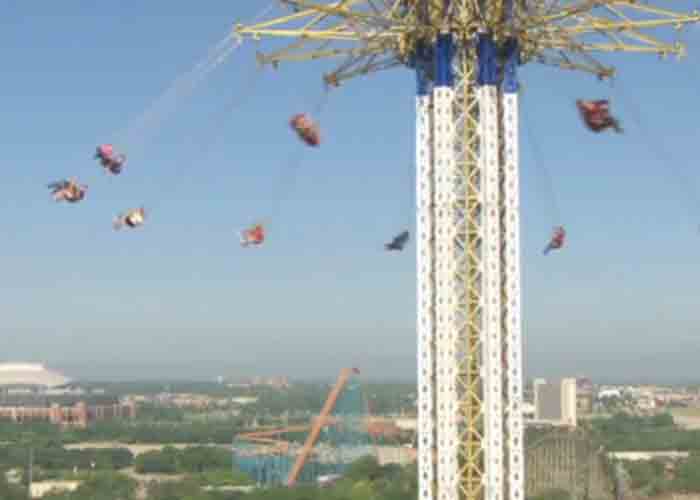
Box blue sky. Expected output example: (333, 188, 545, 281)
(1, 2, 699, 382)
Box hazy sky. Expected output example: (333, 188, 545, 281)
(2, 3, 699, 382)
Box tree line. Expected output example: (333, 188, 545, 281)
(591, 412, 700, 451)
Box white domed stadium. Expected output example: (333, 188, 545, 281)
(0, 363, 71, 389)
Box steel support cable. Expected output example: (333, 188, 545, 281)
(76, 35, 237, 184)
(98, 3, 277, 226)
(258, 87, 332, 229)
(197, 67, 266, 163)
(72, 36, 240, 193)
(610, 79, 700, 229)
(109, 2, 277, 158)
(112, 36, 243, 158)
(74, 38, 237, 192)
(521, 99, 563, 229)
(406, 159, 417, 228)
(380, 157, 414, 245)
(93, 56, 264, 233)
(144, 64, 266, 215)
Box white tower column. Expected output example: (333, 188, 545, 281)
(416, 60, 436, 500)
(476, 33, 504, 500)
(501, 38, 525, 500)
(433, 32, 459, 500)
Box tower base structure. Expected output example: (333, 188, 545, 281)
(415, 33, 524, 500)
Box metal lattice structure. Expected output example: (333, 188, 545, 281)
(234, 2, 700, 500)
(233, 376, 375, 486)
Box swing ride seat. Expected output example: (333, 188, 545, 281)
(385, 230, 410, 251)
(49, 179, 87, 203)
(576, 100, 622, 133)
(48, 179, 70, 193)
(64, 185, 87, 203)
(96, 145, 126, 172)
(290, 113, 320, 147)
(543, 226, 566, 255)
(240, 225, 265, 247)
(106, 157, 125, 175)
(114, 208, 145, 230)
(96, 144, 114, 159)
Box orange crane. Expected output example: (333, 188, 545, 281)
(286, 367, 360, 486)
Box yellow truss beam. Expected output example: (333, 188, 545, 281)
(234, 0, 700, 84)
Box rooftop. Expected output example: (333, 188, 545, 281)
(0, 363, 71, 388)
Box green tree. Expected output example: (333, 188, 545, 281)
(44, 472, 136, 500)
(672, 454, 700, 492)
(0, 471, 25, 500)
(77, 472, 137, 500)
(343, 456, 384, 481)
(178, 446, 232, 473)
(134, 448, 178, 474)
(624, 459, 666, 490)
(528, 488, 571, 500)
(650, 413, 675, 428)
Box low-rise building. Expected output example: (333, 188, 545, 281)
(0, 400, 136, 428)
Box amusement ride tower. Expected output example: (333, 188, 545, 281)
(234, 2, 700, 500)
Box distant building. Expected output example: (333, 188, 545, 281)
(576, 377, 593, 392)
(231, 397, 258, 406)
(317, 474, 343, 487)
(577, 390, 593, 415)
(597, 388, 622, 400)
(636, 394, 657, 411)
(522, 401, 535, 419)
(0, 363, 136, 427)
(247, 376, 290, 389)
(534, 378, 577, 427)
(562, 378, 577, 425)
(0, 363, 70, 391)
(573, 378, 594, 416)
(0, 400, 136, 428)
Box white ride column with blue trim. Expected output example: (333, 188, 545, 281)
(476, 33, 504, 500)
(433, 32, 460, 500)
(416, 42, 437, 500)
(501, 38, 525, 500)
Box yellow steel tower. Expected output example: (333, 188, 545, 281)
(235, 2, 699, 500)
